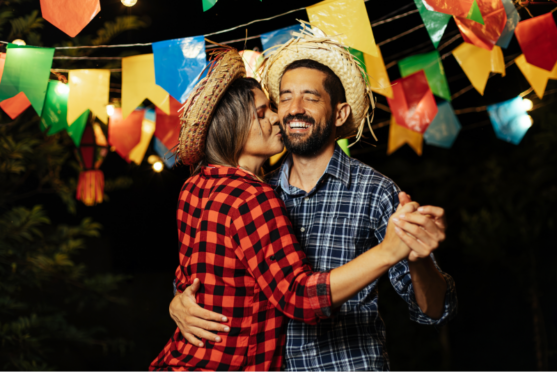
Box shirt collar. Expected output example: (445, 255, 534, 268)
(277, 144, 351, 193)
(202, 164, 260, 182)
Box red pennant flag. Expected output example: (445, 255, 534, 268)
(421, 0, 474, 18)
(108, 108, 144, 162)
(40, 0, 100, 37)
(154, 96, 181, 150)
(387, 70, 438, 134)
(454, 0, 507, 51)
(515, 13, 557, 72)
(0, 92, 32, 119)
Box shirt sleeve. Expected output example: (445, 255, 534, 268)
(229, 187, 332, 324)
(373, 180, 458, 326)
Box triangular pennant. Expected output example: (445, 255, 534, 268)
(239, 50, 264, 81)
(465, 0, 484, 25)
(0, 44, 54, 115)
(269, 147, 287, 166)
(515, 55, 557, 99)
(515, 13, 557, 72)
(67, 69, 110, 124)
(66, 110, 91, 147)
(154, 96, 181, 150)
(306, 0, 378, 57)
(413, 0, 452, 48)
(454, 0, 507, 51)
(261, 24, 304, 52)
(361, 46, 393, 98)
(487, 96, 532, 145)
(495, 0, 520, 49)
(122, 53, 170, 120)
(452, 42, 505, 95)
(421, 0, 474, 18)
(128, 109, 156, 165)
(108, 108, 144, 162)
(153, 137, 176, 168)
(423, 101, 461, 148)
(398, 50, 451, 101)
(337, 139, 350, 156)
(202, 0, 217, 11)
(0, 92, 32, 119)
(40, 80, 70, 134)
(40, 0, 100, 37)
(387, 115, 423, 155)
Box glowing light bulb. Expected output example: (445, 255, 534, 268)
(121, 0, 137, 6)
(55, 83, 70, 95)
(106, 104, 115, 116)
(153, 161, 163, 172)
(11, 39, 26, 46)
(521, 98, 534, 111)
(518, 115, 533, 130)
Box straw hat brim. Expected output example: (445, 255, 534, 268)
(178, 49, 246, 166)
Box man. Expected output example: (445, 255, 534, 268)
(169, 30, 457, 370)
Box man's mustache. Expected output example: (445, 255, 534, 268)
(282, 114, 316, 126)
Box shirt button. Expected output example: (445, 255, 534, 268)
(300, 227, 306, 232)
(270, 255, 275, 261)
(304, 197, 309, 201)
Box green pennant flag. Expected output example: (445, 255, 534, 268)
(0, 44, 55, 116)
(413, 0, 452, 48)
(465, 0, 485, 25)
(398, 50, 451, 101)
(66, 110, 91, 147)
(337, 138, 351, 157)
(202, 0, 217, 11)
(40, 80, 69, 134)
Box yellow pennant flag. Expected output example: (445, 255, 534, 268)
(363, 47, 393, 98)
(387, 116, 423, 156)
(128, 114, 156, 165)
(68, 70, 110, 124)
(269, 147, 287, 166)
(122, 54, 170, 120)
(515, 55, 557, 99)
(452, 42, 505, 95)
(307, 0, 378, 57)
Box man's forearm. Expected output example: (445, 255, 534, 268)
(408, 257, 447, 319)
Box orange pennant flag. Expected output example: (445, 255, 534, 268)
(387, 116, 423, 156)
(0, 91, 32, 119)
(128, 111, 156, 165)
(364, 47, 393, 98)
(515, 55, 557, 99)
(452, 42, 505, 95)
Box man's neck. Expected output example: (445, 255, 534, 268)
(288, 141, 336, 193)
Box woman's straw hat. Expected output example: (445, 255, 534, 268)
(177, 48, 246, 166)
(260, 24, 376, 143)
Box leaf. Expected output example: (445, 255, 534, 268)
(8, 9, 43, 40)
(92, 16, 147, 46)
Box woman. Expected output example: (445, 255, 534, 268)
(150, 49, 414, 371)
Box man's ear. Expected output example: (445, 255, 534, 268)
(335, 102, 351, 128)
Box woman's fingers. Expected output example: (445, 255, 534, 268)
(394, 226, 431, 258)
(398, 212, 445, 242)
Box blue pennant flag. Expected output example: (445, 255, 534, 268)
(496, 0, 521, 49)
(423, 101, 461, 148)
(487, 96, 532, 145)
(154, 137, 176, 168)
(261, 24, 303, 52)
(152, 36, 207, 103)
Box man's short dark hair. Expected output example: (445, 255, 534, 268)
(282, 59, 346, 108)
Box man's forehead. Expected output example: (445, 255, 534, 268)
(280, 68, 327, 90)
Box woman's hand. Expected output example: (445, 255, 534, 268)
(169, 278, 230, 347)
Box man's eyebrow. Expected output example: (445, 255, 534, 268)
(279, 89, 292, 95)
(302, 89, 321, 96)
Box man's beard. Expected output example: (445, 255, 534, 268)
(280, 113, 334, 156)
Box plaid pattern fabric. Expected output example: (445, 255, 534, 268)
(150, 165, 332, 371)
(267, 144, 458, 371)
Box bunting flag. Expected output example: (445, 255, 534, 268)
(128, 109, 156, 165)
(239, 50, 264, 80)
(261, 24, 303, 52)
(40, 80, 68, 134)
(361, 46, 393, 98)
(413, 0, 451, 48)
(122, 54, 170, 120)
(306, 0, 378, 57)
(515, 54, 557, 99)
(423, 101, 461, 148)
(487, 96, 532, 145)
(66, 110, 91, 146)
(154, 96, 181, 150)
(0, 44, 54, 115)
(152, 36, 207, 103)
(421, 0, 474, 18)
(454, 0, 507, 51)
(387, 115, 423, 156)
(387, 70, 438, 134)
(466, 0, 484, 25)
(514, 13, 557, 72)
(452, 42, 505, 95)
(202, 0, 218, 11)
(67, 69, 110, 124)
(398, 50, 451, 101)
(40, 0, 100, 37)
(269, 147, 287, 166)
(153, 137, 175, 168)
(337, 139, 351, 156)
(108, 108, 144, 162)
(76, 170, 104, 206)
(496, 0, 520, 49)
(0, 92, 32, 119)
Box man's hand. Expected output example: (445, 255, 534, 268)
(169, 278, 230, 347)
(380, 201, 420, 265)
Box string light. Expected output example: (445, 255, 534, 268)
(11, 39, 25, 46)
(106, 104, 115, 116)
(521, 98, 534, 111)
(121, 0, 137, 7)
(55, 83, 69, 95)
(153, 161, 163, 172)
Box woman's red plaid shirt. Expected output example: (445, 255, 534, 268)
(150, 166, 332, 371)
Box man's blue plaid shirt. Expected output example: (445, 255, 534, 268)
(266, 144, 457, 371)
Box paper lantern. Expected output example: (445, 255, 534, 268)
(122, 54, 170, 120)
(387, 116, 423, 156)
(306, 0, 378, 57)
(76, 170, 104, 206)
(421, 0, 474, 18)
(152, 36, 207, 103)
(261, 24, 303, 52)
(452, 42, 505, 95)
(454, 0, 507, 51)
(0, 92, 32, 119)
(128, 109, 156, 165)
(515, 13, 557, 72)
(108, 108, 144, 162)
(239, 50, 264, 80)
(495, 0, 520, 49)
(423, 101, 461, 148)
(0, 44, 54, 115)
(387, 70, 438, 134)
(514, 54, 557, 99)
(414, 0, 452, 48)
(487, 96, 532, 145)
(398, 50, 451, 101)
(40, 0, 100, 37)
(67, 69, 110, 124)
(154, 96, 181, 150)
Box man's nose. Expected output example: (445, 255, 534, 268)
(288, 96, 305, 116)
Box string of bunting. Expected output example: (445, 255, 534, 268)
(1, 0, 556, 207)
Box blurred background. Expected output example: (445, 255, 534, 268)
(1, 0, 556, 370)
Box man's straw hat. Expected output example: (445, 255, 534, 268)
(260, 24, 376, 143)
(177, 48, 246, 166)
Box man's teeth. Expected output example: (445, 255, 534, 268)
(289, 121, 311, 129)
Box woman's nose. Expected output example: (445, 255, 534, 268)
(269, 110, 279, 126)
